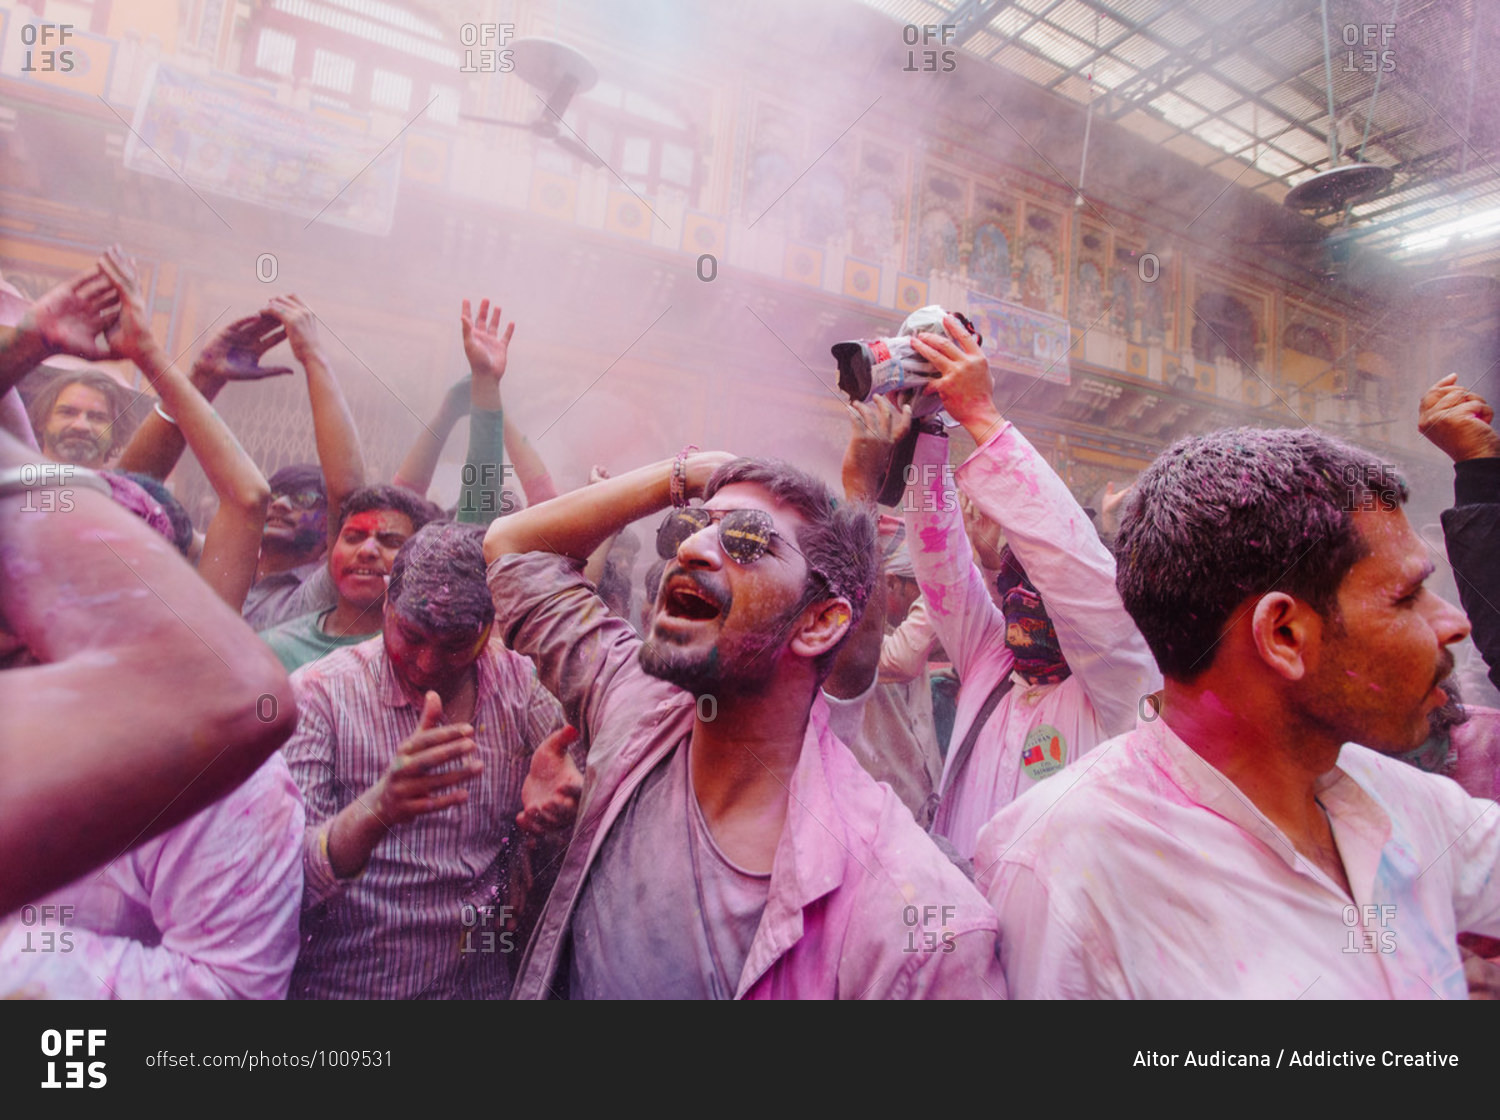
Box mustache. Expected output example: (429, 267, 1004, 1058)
(660, 566, 730, 612)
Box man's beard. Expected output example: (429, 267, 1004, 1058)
(48, 434, 105, 467)
(1427, 674, 1467, 736)
(288, 519, 326, 554)
(638, 638, 729, 695)
(637, 589, 805, 696)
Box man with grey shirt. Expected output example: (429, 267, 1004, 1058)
(484, 450, 1003, 999)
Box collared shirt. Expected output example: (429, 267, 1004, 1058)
(974, 716, 1500, 999)
(243, 558, 335, 632)
(283, 634, 564, 1000)
(903, 425, 1161, 858)
(490, 552, 1006, 1000)
(0, 755, 304, 999)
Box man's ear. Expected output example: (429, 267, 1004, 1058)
(1248, 591, 1316, 681)
(790, 597, 855, 662)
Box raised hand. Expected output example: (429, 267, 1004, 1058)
(1099, 479, 1135, 536)
(18, 261, 120, 361)
(910, 313, 1000, 442)
(684, 450, 739, 502)
(191, 314, 294, 384)
(97, 246, 162, 365)
(461, 298, 515, 387)
(371, 691, 482, 826)
(1420, 373, 1499, 463)
(843, 394, 912, 502)
(261, 294, 325, 368)
(516, 725, 583, 835)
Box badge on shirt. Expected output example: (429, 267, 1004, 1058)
(1021, 724, 1066, 780)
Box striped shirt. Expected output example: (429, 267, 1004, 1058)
(283, 634, 563, 999)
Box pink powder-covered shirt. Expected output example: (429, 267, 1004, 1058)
(0, 754, 304, 999)
(904, 425, 1160, 858)
(975, 716, 1500, 999)
(490, 552, 1006, 1000)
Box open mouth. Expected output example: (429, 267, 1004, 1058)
(662, 577, 723, 622)
(344, 567, 386, 580)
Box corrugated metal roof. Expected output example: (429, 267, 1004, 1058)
(847, 0, 1500, 273)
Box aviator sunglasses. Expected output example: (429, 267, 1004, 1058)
(657, 506, 795, 565)
(656, 505, 842, 589)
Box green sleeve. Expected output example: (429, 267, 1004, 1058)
(457, 406, 505, 525)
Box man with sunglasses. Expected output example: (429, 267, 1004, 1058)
(484, 452, 1004, 998)
(241, 465, 331, 630)
(902, 314, 1160, 861)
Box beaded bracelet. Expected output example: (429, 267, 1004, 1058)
(670, 444, 699, 508)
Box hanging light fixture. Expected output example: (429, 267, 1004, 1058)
(1284, 0, 1393, 212)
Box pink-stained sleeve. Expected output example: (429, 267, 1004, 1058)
(878, 596, 938, 684)
(903, 926, 1010, 999)
(952, 422, 1161, 735)
(0, 756, 304, 1000)
(281, 674, 355, 910)
(901, 430, 1011, 686)
(980, 856, 1104, 999)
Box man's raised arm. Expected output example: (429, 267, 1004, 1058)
(483, 451, 733, 565)
(262, 295, 366, 549)
(0, 428, 296, 914)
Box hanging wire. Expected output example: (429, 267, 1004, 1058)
(1075, 10, 1101, 203)
(1320, 0, 1338, 167)
(1458, 0, 1479, 176)
(1356, 0, 1401, 162)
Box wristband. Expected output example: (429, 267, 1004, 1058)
(670, 444, 698, 508)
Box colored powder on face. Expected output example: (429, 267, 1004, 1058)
(344, 512, 391, 535)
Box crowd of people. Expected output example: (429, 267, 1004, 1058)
(0, 244, 1497, 999)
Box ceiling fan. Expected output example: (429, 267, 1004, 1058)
(459, 37, 605, 168)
